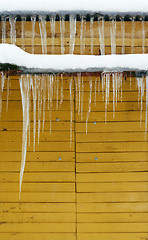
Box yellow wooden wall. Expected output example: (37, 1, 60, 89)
(0, 19, 148, 240)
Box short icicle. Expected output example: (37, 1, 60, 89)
(9, 16, 16, 45)
(98, 17, 105, 55)
(1, 16, 6, 43)
(39, 16, 47, 54)
(50, 16, 56, 54)
(31, 16, 36, 54)
(60, 16, 65, 54)
(69, 15, 76, 54)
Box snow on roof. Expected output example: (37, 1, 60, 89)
(0, 0, 148, 16)
(0, 44, 148, 74)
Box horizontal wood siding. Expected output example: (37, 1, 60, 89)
(0, 19, 148, 240)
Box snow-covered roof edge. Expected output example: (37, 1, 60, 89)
(0, 0, 148, 16)
(0, 44, 148, 75)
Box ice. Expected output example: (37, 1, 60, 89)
(86, 77, 92, 133)
(90, 17, 94, 55)
(69, 15, 76, 54)
(19, 74, 31, 196)
(110, 18, 116, 54)
(60, 16, 65, 54)
(50, 16, 55, 54)
(39, 16, 47, 54)
(21, 16, 26, 50)
(136, 76, 145, 125)
(131, 17, 135, 54)
(60, 74, 64, 105)
(142, 19, 145, 54)
(121, 18, 125, 54)
(9, 16, 16, 45)
(145, 76, 148, 134)
(69, 76, 73, 144)
(80, 16, 86, 55)
(31, 16, 36, 54)
(0, 72, 5, 116)
(98, 17, 105, 55)
(1, 16, 6, 43)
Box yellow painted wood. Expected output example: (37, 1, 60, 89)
(0, 212, 76, 222)
(0, 19, 148, 240)
(77, 192, 148, 202)
(77, 233, 148, 240)
(77, 202, 148, 212)
(0, 203, 76, 212)
(77, 212, 148, 222)
(77, 172, 148, 182)
(76, 162, 148, 172)
(0, 233, 76, 240)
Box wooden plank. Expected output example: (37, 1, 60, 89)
(0, 162, 75, 172)
(77, 203, 148, 212)
(77, 212, 148, 223)
(76, 132, 148, 142)
(0, 222, 75, 232)
(0, 203, 76, 212)
(0, 212, 76, 222)
(77, 192, 148, 202)
(77, 183, 148, 192)
(76, 152, 148, 162)
(0, 122, 74, 131)
(76, 162, 148, 173)
(76, 122, 146, 132)
(0, 152, 75, 162)
(0, 182, 75, 192)
(77, 233, 148, 240)
(0, 193, 75, 203)
(0, 233, 76, 240)
(0, 131, 74, 142)
(76, 142, 148, 152)
(77, 172, 148, 182)
(77, 222, 148, 232)
(0, 172, 75, 182)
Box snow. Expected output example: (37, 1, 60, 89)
(0, 0, 148, 15)
(0, 44, 148, 74)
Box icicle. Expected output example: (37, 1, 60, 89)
(81, 75, 84, 120)
(56, 74, 59, 110)
(105, 73, 110, 122)
(69, 15, 76, 54)
(39, 16, 47, 54)
(60, 16, 65, 54)
(136, 76, 145, 126)
(32, 75, 37, 151)
(31, 16, 36, 54)
(0, 72, 5, 116)
(49, 74, 54, 134)
(69, 76, 73, 145)
(112, 73, 116, 117)
(80, 16, 86, 55)
(60, 74, 64, 105)
(75, 76, 78, 111)
(90, 17, 94, 55)
(19, 74, 30, 196)
(131, 17, 135, 54)
(37, 75, 42, 143)
(9, 16, 16, 45)
(42, 75, 46, 131)
(94, 77, 97, 106)
(101, 72, 106, 100)
(86, 77, 92, 134)
(98, 17, 105, 55)
(1, 16, 6, 43)
(21, 16, 26, 50)
(77, 72, 81, 115)
(121, 17, 125, 54)
(142, 19, 145, 54)
(50, 16, 55, 54)
(6, 76, 10, 111)
(110, 18, 116, 54)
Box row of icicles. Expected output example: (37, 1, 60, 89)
(0, 15, 146, 55)
(0, 72, 148, 196)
